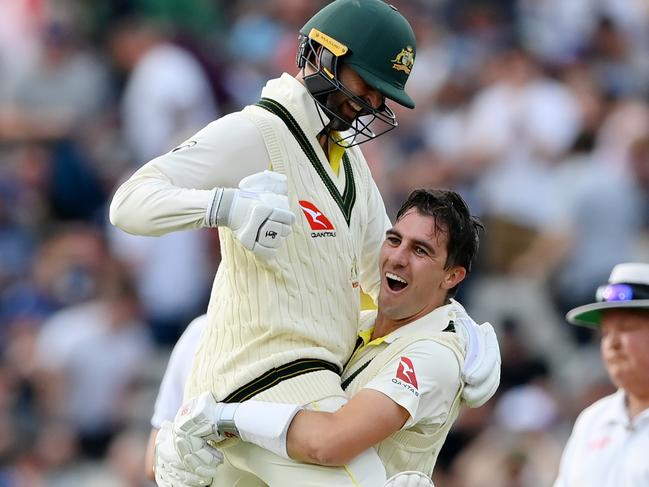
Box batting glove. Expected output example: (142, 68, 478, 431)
(383, 471, 435, 487)
(206, 170, 296, 259)
(173, 392, 231, 477)
(154, 421, 216, 487)
(454, 313, 501, 407)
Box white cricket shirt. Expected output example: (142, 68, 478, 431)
(553, 389, 649, 487)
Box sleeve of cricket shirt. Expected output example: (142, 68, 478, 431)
(359, 176, 391, 303)
(363, 341, 462, 429)
(110, 112, 271, 236)
(150, 315, 208, 428)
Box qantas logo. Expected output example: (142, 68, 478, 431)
(395, 357, 418, 389)
(299, 200, 334, 229)
(588, 437, 611, 450)
(299, 200, 336, 238)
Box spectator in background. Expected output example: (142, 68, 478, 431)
(224, 0, 320, 107)
(109, 16, 217, 165)
(108, 17, 217, 344)
(34, 257, 152, 458)
(628, 135, 649, 230)
(460, 47, 580, 375)
(1, 19, 112, 143)
(1, 225, 108, 333)
(0, 0, 46, 106)
(445, 320, 563, 487)
(554, 262, 649, 486)
(551, 133, 643, 346)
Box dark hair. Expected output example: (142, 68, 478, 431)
(396, 189, 483, 298)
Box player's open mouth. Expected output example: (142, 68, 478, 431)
(348, 100, 363, 113)
(386, 272, 408, 291)
(344, 99, 368, 119)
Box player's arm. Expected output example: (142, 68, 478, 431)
(287, 388, 408, 465)
(110, 114, 296, 258)
(286, 343, 460, 465)
(109, 113, 269, 236)
(145, 427, 159, 481)
(172, 343, 460, 472)
(171, 389, 407, 471)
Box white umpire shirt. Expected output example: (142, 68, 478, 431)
(553, 389, 649, 487)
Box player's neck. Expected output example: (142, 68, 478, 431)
(318, 132, 330, 156)
(371, 314, 409, 340)
(626, 390, 649, 420)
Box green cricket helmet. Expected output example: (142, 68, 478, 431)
(297, 0, 417, 145)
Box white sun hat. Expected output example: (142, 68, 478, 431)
(566, 263, 649, 328)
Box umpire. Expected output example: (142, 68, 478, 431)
(554, 262, 649, 486)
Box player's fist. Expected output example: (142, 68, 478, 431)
(154, 421, 214, 487)
(173, 392, 227, 478)
(455, 313, 501, 407)
(383, 471, 435, 487)
(207, 170, 296, 259)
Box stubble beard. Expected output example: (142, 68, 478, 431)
(325, 93, 354, 132)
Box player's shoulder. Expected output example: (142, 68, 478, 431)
(574, 390, 624, 428)
(402, 338, 460, 362)
(395, 339, 461, 383)
(184, 314, 208, 338)
(195, 112, 262, 141)
(173, 314, 208, 357)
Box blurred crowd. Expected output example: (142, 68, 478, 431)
(0, 0, 648, 486)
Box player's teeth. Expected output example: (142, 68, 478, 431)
(349, 100, 362, 112)
(386, 272, 407, 284)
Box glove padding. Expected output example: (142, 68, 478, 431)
(216, 170, 296, 259)
(173, 392, 227, 478)
(383, 471, 435, 487)
(155, 421, 217, 487)
(455, 314, 501, 407)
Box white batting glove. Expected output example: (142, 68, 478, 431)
(155, 421, 216, 487)
(455, 314, 501, 407)
(383, 471, 435, 487)
(174, 392, 231, 478)
(206, 170, 296, 259)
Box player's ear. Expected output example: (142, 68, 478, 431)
(442, 266, 466, 290)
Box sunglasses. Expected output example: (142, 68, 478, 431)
(596, 283, 649, 303)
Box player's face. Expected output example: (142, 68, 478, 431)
(378, 209, 465, 322)
(325, 64, 384, 131)
(600, 309, 649, 395)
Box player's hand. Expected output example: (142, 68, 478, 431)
(210, 170, 296, 259)
(173, 392, 227, 477)
(455, 314, 501, 407)
(154, 421, 215, 487)
(383, 471, 435, 487)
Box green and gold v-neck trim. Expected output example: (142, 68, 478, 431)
(256, 97, 356, 226)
